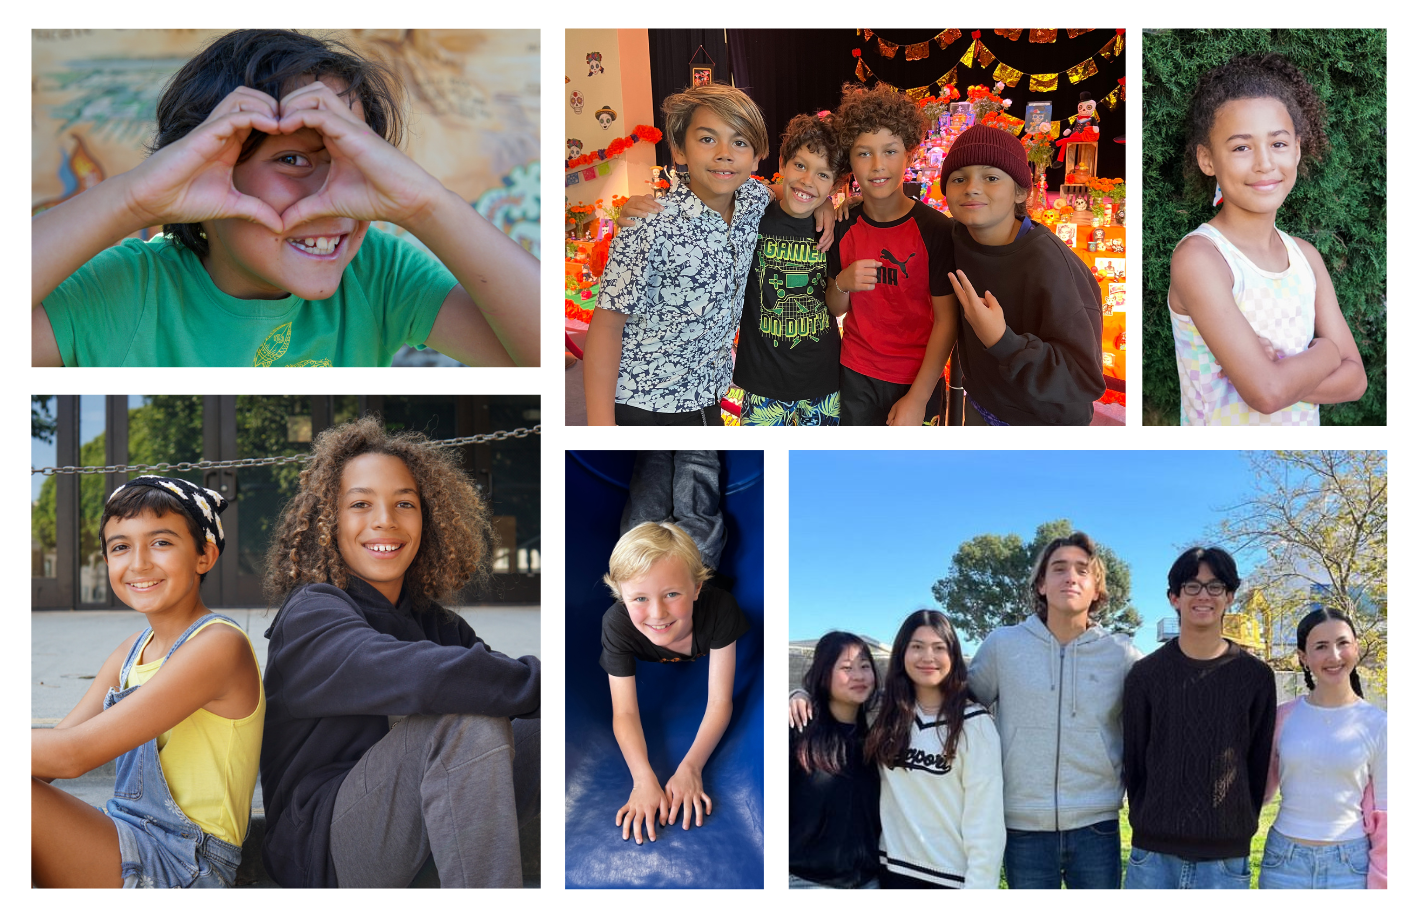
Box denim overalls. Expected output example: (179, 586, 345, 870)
(104, 614, 245, 888)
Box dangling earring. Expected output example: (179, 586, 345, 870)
(1212, 181, 1223, 207)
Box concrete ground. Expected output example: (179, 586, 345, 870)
(32, 605, 541, 886)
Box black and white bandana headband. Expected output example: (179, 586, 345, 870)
(107, 475, 229, 555)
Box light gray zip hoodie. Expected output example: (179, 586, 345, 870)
(968, 615, 1143, 831)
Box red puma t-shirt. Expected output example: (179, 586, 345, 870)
(827, 202, 955, 384)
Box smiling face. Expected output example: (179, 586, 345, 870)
(1168, 561, 1233, 633)
(1197, 96, 1301, 217)
(945, 164, 1027, 238)
(778, 144, 837, 217)
(849, 128, 909, 205)
(202, 74, 370, 301)
(671, 105, 761, 211)
(336, 452, 423, 605)
(1037, 545, 1098, 620)
(903, 624, 952, 695)
(103, 509, 216, 618)
(1299, 618, 1360, 691)
(828, 643, 876, 710)
(619, 555, 701, 653)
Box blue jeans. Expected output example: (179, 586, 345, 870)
(1258, 829, 1368, 889)
(1004, 820, 1121, 888)
(1124, 847, 1251, 889)
(105, 614, 245, 888)
(621, 450, 725, 568)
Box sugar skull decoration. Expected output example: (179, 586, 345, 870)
(587, 53, 604, 77)
(567, 138, 583, 159)
(595, 105, 617, 130)
(570, 91, 584, 115)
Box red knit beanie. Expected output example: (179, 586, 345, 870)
(940, 125, 1031, 191)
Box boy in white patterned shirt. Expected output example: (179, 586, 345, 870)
(583, 84, 772, 426)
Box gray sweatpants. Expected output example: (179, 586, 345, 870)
(329, 715, 540, 888)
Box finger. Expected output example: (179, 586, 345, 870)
(278, 80, 357, 119)
(984, 291, 1001, 311)
(668, 791, 682, 825)
(806, 702, 813, 722)
(953, 269, 980, 301)
(646, 810, 658, 843)
(616, 804, 627, 827)
(224, 192, 285, 236)
(205, 109, 282, 143)
(694, 796, 704, 828)
(277, 196, 341, 235)
(276, 106, 359, 142)
(210, 86, 280, 122)
(703, 793, 713, 816)
(632, 812, 642, 844)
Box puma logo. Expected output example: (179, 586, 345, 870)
(879, 248, 916, 280)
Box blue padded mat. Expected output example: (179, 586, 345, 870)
(564, 451, 764, 889)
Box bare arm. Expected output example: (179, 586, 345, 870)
(407, 189, 540, 367)
(664, 642, 736, 828)
(33, 626, 255, 781)
(583, 309, 628, 425)
(1171, 236, 1340, 414)
(1294, 237, 1366, 405)
(609, 673, 667, 842)
(888, 293, 959, 425)
(824, 274, 852, 317)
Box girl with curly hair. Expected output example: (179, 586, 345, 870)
(1167, 53, 1366, 425)
(258, 415, 540, 888)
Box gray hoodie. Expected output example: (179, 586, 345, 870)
(968, 615, 1142, 832)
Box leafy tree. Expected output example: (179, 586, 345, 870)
(32, 395, 57, 444)
(932, 519, 1140, 643)
(1218, 451, 1387, 695)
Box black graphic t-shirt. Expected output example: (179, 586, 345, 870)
(734, 201, 841, 401)
(599, 584, 749, 677)
(827, 202, 955, 385)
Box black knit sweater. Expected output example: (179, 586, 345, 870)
(951, 221, 1105, 425)
(1121, 639, 1276, 860)
(789, 717, 881, 887)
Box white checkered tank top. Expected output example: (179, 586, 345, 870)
(1168, 222, 1318, 426)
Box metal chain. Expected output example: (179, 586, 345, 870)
(32, 426, 540, 476)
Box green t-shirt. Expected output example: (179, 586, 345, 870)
(43, 227, 456, 366)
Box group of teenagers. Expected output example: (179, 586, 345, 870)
(32, 418, 541, 888)
(789, 535, 1387, 889)
(583, 78, 1107, 426)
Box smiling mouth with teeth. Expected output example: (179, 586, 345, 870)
(366, 543, 403, 552)
(128, 580, 162, 590)
(288, 235, 345, 257)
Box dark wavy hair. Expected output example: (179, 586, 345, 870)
(263, 416, 491, 613)
(779, 113, 846, 182)
(152, 29, 406, 257)
(1296, 607, 1364, 697)
(1030, 531, 1109, 622)
(1184, 53, 1329, 195)
(794, 631, 877, 776)
(832, 82, 927, 163)
(865, 610, 970, 769)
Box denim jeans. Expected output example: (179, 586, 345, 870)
(105, 614, 246, 888)
(621, 450, 725, 569)
(1004, 820, 1121, 888)
(1258, 829, 1368, 889)
(1124, 847, 1251, 889)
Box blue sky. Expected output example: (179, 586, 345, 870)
(789, 450, 1265, 655)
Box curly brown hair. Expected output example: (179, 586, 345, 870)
(832, 82, 927, 165)
(263, 416, 492, 611)
(1184, 53, 1329, 193)
(779, 112, 845, 181)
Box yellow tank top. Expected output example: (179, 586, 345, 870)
(126, 618, 265, 846)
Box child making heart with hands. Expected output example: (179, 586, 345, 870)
(33, 29, 537, 368)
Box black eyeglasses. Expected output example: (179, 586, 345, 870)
(1180, 580, 1229, 597)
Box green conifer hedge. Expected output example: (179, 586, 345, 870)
(1142, 29, 1386, 425)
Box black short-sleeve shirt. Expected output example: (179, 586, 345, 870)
(599, 584, 750, 677)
